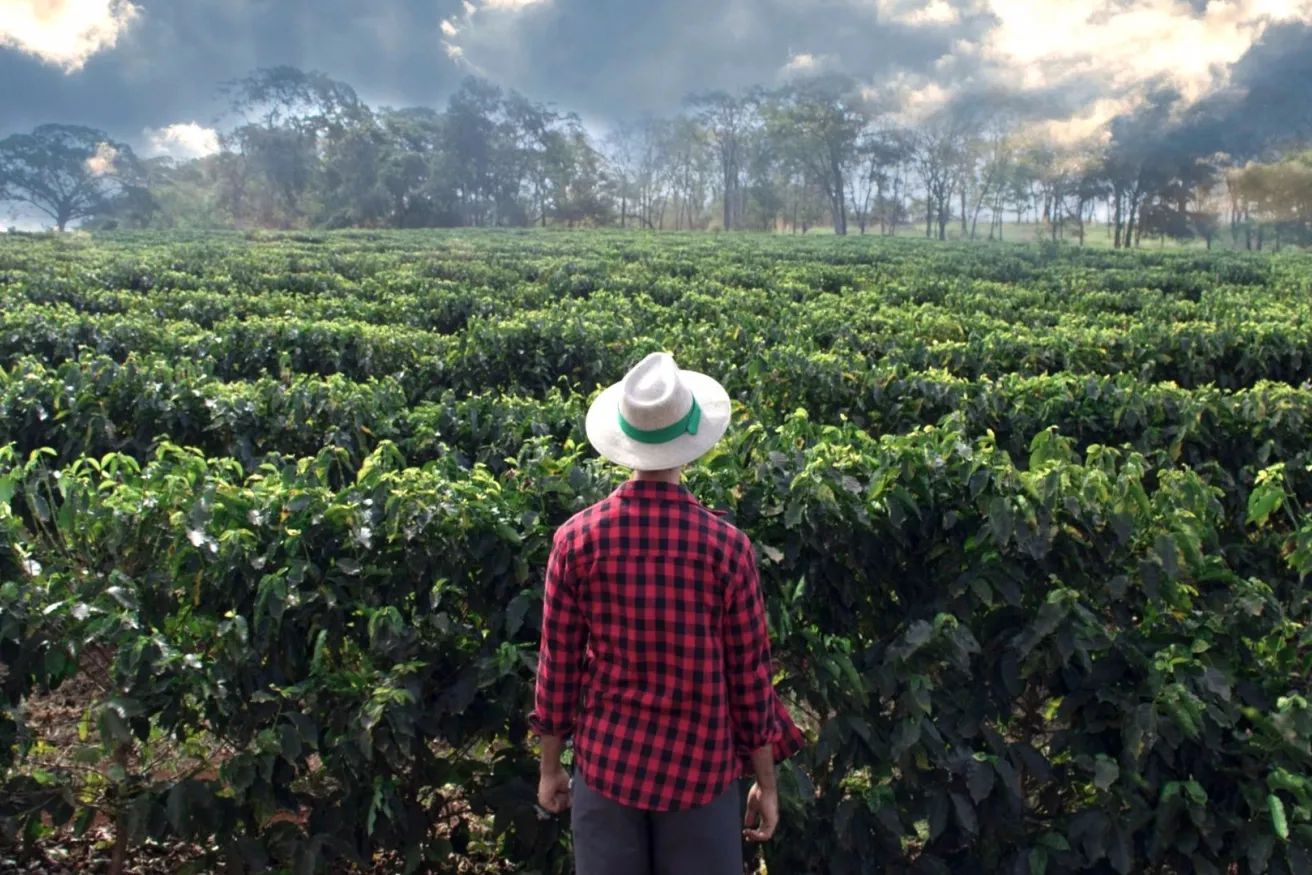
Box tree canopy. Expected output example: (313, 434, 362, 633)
(0, 124, 144, 231)
(3, 66, 1311, 249)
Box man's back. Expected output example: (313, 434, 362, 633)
(532, 479, 777, 812)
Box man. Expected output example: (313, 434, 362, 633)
(530, 352, 805, 875)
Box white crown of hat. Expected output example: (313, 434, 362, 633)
(618, 353, 698, 435)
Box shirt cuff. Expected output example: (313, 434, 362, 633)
(529, 712, 574, 739)
(737, 693, 806, 776)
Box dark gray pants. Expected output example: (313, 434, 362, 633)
(571, 772, 744, 875)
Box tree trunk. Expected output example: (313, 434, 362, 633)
(960, 186, 967, 236)
(108, 744, 132, 875)
(1113, 191, 1124, 249)
(723, 171, 733, 232)
(831, 178, 847, 236)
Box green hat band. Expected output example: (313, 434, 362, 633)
(618, 397, 702, 444)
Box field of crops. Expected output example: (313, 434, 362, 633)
(3, 229, 1312, 875)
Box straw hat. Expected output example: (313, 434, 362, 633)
(585, 352, 731, 470)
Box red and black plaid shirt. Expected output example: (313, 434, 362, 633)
(531, 479, 805, 812)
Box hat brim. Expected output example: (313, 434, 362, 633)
(585, 370, 731, 470)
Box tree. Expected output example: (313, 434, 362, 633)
(912, 109, 971, 240)
(0, 124, 143, 231)
(968, 115, 1016, 241)
(376, 107, 452, 227)
(218, 66, 370, 228)
(686, 90, 756, 230)
(764, 74, 872, 236)
(1227, 152, 1312, 248)
(847, 127, 907, 234)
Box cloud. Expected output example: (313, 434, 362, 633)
(858, 0, 1312, 147)
(785, 52, 820, 71)
(0, 0, 140, 71)
(3, 0, 1311, 164)
(878, 0, 962, 25)
(780, 51, 840, 76)
(1026, 95, 1141, 147)
(145, 122, 220, 159)
(876, 72, 955, 123)
(976, 0, 1312, 103)
(85, 141, 118, 175)
(440, 0, 961, 119)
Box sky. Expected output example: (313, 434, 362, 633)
(2, 0, 1312, 164)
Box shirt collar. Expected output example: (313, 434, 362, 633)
(610, 480, 730, 517)
(612, 479, 702, 506)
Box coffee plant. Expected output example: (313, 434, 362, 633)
(1, 229, 1311, 874)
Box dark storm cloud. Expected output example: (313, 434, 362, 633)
(1124, 20, 1312, 164)
(447, 0, 982, 119)
(1210, 21, 1312, 154)
(0, 0, 462, 144)
(4, 0, 1312, 155)
(1, 0, 982, 145)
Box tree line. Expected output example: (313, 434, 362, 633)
(2, 65, 1310, 249)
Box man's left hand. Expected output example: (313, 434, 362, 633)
(538, 767, 572, 814)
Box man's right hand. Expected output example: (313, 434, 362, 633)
(538, 765, 572, 814)
(744, 781, 779, 842)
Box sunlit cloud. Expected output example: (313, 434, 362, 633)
(867, 0, 1312, 145)
(0, 0, 140, 72)
(440, 0, 553, 73)
(876, 0, 963, 25)
(85, 141, 118, 175)
(781, 51, 838, 75)
(145, 122, 220, 160)
(876, 73, 955, 124)
(979, 0, 1312, 102)
(1026, 96, 1141, 148)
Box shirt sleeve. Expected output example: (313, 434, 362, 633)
(723, 539, 780, 756)
(530, 529, 586, 739)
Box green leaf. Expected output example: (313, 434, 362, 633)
(1247, 481, 1285, 526)
(1109, 823, 1132, 874)
(167, 782, 189, 833)
(98, 703, 132, 747)
(280, 723, 303, 765)
(989, 497, 1014, 546)
(951, 792, 978, 835)
(506, 593, 530, 638)
(1095, 758, 1120, 792)
(928, 790, 949, 840)
(1272, 795, 1291, 840)
(968, 759, 995, 803)
(1028, 846, 1049, 875)
(1251, 834, 1276, 874)
(1155, 533, 1180, 580)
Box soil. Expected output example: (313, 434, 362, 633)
(0, 829, 211, 875)
(2, 653, 510, 875)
